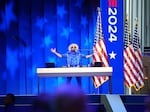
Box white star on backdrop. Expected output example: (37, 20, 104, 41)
(40, 35, 53, 48)
(57, 5, 67, 18)
(35, 17, 47, 30)
(0, 2, 17, 30)
(81, 16, 88, 28)
(61, 27, 73, 39)
(109, 51, 117, 59)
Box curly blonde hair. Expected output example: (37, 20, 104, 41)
(68, 43, 79, 51)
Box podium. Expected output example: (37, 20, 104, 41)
(36, 67, 113, 94)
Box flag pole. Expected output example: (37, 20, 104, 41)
(127, 18, 132, 95)
(125, 17, 132, 95)
(128, 87, 132, 95)
(97, 7, 101, 94)
(97, 7, 102, 58)
(92, 7, 109, 93)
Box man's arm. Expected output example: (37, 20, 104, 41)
(50, 48, 62, 58)
(85, 54, 93, 58)
(85, 50, 98, 58)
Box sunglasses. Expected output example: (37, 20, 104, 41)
(71, 46, 77, 48)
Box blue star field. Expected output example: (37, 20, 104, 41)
(0, 0, 100, 95)
(0, 0, 124, 95)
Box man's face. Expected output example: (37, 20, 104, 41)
(70, 45, 77, 52)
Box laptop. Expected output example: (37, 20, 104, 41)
(45, 62, 55, 68)
(94, 62, 103, 67)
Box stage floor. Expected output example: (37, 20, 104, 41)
(0, 94, 148, 112)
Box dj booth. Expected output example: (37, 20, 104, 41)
(36, 67, 113, 94)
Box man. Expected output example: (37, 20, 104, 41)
(3, 93, 15, 112)
(50, 43, 93, 86)
(53, 84, 88, 112)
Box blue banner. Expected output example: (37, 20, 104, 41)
(101, 0, 124, 93)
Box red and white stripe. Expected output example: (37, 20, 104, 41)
(124, 44, 139, 88)
(92, 8, 109, 88)
(133, 45, 144, 91)
(132, 22, 144, 91)
(92, 38, 109, 88)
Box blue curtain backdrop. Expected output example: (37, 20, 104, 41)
(0, 0, 124, 95)
(0, 0, 101, 95)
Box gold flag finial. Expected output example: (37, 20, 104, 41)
(135, 17, 138, 26)
(97, 7, 100, 15)
(125, 14, 128, 21)
(135, 17, 138, 21)
(97, 7, 100, 12)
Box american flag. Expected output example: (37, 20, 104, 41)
(92, 7, 109, 88)
(132, 19, 144, 91)
(124, 18, 139, 88)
